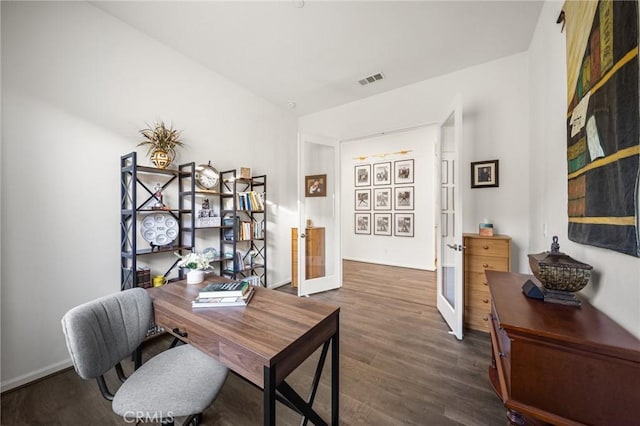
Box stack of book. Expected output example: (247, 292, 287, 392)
(192, 280, 255, 308)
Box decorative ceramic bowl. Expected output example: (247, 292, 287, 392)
(528, 236, 593, 292)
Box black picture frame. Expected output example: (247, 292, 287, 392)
(394, 159, 414, 184)
(394, 213, 414, 237)
(354, 164, 371, 187)
(355, 213, 371, 234)
(373, 162, 391, 185)
(374, 213, 392, 236)
(354, 189, 371, 210)
(373, 187, 392, 210)
(470, 159, 499, 188)
(394, 186, 414, 210)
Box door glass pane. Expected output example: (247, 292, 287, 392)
(440, 112, 456, 307)
(303, 141, 335, 279)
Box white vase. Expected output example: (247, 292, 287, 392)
(187, 269, 205, 285)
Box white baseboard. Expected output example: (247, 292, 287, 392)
(1, 358, 73, 393)
(266, 279, 290, 289)
(342, 257, 436, 271)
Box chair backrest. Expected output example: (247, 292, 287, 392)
(61, 288, 152, 380)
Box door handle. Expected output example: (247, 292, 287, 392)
(446, 243, 464, 251)
(300, 233, 306, 238)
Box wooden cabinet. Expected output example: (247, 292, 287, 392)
(486, 271, 640, 425)
(463, 233, 511, 332)
(291, 227, 325, 287)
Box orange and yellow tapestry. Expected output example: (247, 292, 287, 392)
(565, 0, 639, 257)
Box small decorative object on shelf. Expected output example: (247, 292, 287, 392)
(137, 120, 185, 169)
(152, 183, 166, 210)
(175, 250, 214, 285)
(140, 212, 179, 249)
(528, 236, 593, 306)
(195, 161, 220, 190)
(479, 219, 494, 236)
(239, 167, 252, 180)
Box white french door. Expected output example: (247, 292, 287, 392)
(297, 133, 342, 296)
(436, 96, 464, 340)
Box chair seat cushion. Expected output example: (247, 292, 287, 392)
(112, 344, 228, 419)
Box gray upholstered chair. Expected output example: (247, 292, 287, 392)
(61, 288, 228, 425)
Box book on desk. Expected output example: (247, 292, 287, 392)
(192, 287, 255, 308)
(199, 280, 249, 298)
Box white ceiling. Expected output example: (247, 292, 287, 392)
(93, 1, 544, 116)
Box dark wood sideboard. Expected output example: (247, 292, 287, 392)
(486, 271, 640, 425)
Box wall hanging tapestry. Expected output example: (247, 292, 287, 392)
(564, 0, 639, 257)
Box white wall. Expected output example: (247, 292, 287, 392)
(341, 127, 437, 269)
(1, 1, 298, 391)
(300, 52, 531, 273)
(528, 1, 640, 337)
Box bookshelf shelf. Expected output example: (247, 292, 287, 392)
(120, 152, 195, 290)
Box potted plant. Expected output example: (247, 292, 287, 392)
(175, 250, 214, 284)
(137, 120, 185, 169)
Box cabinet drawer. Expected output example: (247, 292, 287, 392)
(465, 237, 510, 258)
(465, 255, 509, 273)
(465, 271, 490, 291)
(466, 287, 491, 306)
(465, 305, 491, 331)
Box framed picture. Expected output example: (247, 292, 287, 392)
(394, 159, 414, 184)
(354, 164, 371, 187)
(354, 189, 371, 210)
(394, 186, 414, 210)
(355, 213, 371, 234)
(394, 213, 414, 237)
(373, 187, 391, 210)
(374, 213, 392, 236)
(471, 159, 499, 188)
(305, 174, 327, 197)
(373, 162, 391, 185)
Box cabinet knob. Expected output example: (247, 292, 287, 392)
(483, 298, 489, 304)
(483, 281, 488, 286)
(482, 316, 489, 322)
(483, 263, 489, 268)
(483, 245, 489, 250)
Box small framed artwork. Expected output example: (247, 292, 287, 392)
(373, 187, 391, 210)
(355, 213, 371, 234)
(394, 159, 414, 184)
(373, 162, 391, 185)
(355, 189, 371, 210)
(305, 174, 327, 197)
(471, 159, 499, 188)
(395, 213, 414, 237)
(374, 213, 392, 236)
(354, 164, 371, 187)
(394, 186, 414, 210)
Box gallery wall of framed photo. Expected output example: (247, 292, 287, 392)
(341, 126, 438, 271)
(353, 159, 416, 237)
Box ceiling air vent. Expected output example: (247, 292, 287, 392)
(358, 72, 384, 86)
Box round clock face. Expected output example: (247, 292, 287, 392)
(195, 163, 220, 190)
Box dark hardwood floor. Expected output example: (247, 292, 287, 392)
(1, 260, 506, 425)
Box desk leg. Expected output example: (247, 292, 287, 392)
(331, 323, 339, 425)
(264, 366, 276, 426)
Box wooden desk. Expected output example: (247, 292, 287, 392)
(486, 271, 640, 425)
(148, 277, 340, 425)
